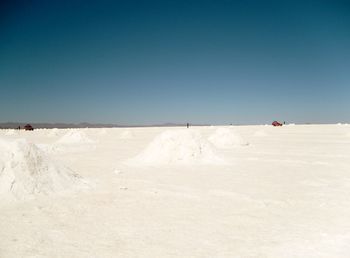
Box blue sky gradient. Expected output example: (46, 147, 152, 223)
(1, 0, 349, 125)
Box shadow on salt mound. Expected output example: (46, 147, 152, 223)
(56, 130, 95, 144)
(0, 138, 87, 200)
(209, 128, 249, 148)
(127, 130, 226, 166)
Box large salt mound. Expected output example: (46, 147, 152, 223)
(129, 130, 225, 165)
(56, 130, 94, 144)
(208, 128, 249, 148)
(0, 138, 84, 200)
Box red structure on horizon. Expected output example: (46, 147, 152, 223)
(24, 124, 34, 131)
(272, 121, 283, 126)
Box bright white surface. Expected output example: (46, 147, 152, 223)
(1, 125, 350, 257)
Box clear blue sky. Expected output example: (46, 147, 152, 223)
(1, 0, 349, 125)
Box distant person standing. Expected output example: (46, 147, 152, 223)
(187, 123, 189, 128)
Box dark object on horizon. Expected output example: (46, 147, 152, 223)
(24, 124, 34, 131)
(272, 121, 283, 126)
(187, 123, 189, 128)
(17, 126, 21, 130)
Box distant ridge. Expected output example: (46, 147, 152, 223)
(0, 122, 208, 129)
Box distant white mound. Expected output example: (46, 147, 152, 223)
(98, 128, 108, 135)
(129, 130, 225, 165)
(47, 128, 60, 137)
(253, 130, 268, 137)
(5, 129, 16, 136)
(119, 130, 134, 139)
(0, 138, 85, 200)
(208, 128, 249, 148)
(56, 130, 94, 144)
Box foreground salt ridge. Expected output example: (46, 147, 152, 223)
(208, 127, 249, 148)
(128, 129, 226, 165)
(0, 138, 86, 200)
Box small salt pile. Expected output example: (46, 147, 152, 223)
(128, 129, 225, 166)
(208, 128, 249, 148)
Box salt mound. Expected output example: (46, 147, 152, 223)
(56, 130, 94, 144)
(129, 130, 225, 165)
(208, 128, 248, 148)
(119, 130, 134, 139)
(0, 138, 84, 200)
